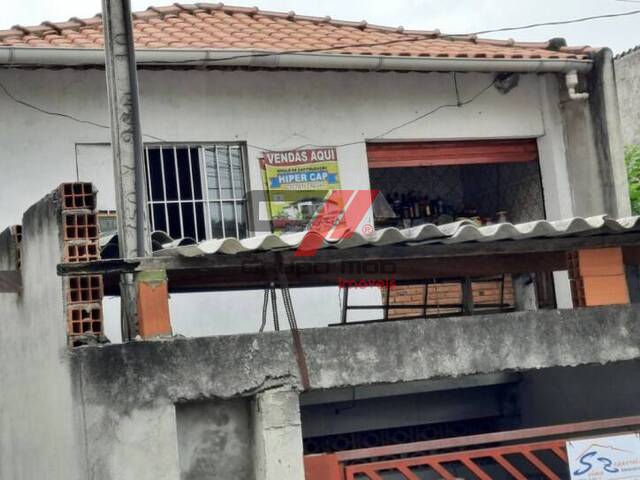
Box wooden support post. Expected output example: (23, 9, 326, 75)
(462, 277, 474, 315)
(568, 247, 630, 307)
(625, 265, 640, 304)
(136, 270, 172, 338)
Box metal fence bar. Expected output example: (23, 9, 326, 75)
(335, 415, 640, 462)
(523, 450, 562, 480)
(494, 454, 527, 480)
(344, 439, 568, 479)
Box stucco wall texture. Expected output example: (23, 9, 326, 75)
(616, 48, 640, 146)
(0, 194, 86, 480)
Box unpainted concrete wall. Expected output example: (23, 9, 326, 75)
(72, 305, 640, 406)
(0, 193, 86, 480)
(616, 48, 640, 146)
(176, 399, 254, 480)
(67, 304, 640, 479)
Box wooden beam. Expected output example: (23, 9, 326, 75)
(0, 271, 21, 293)
(57, 232, 640, 294)
(88, 251, 565, 295)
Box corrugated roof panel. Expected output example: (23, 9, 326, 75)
(144, 215, 640, 257)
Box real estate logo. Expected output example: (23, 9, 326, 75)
(247, 188, 392, 257)
(294, 189, 381, 257)
(567, 434, 640, 480)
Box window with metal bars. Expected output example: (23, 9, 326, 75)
(145, 144, 249, 241)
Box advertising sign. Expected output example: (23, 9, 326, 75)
(567, 433, 640, 480)
(261, 148, 341, 233)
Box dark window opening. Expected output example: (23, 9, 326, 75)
(145, 144, 249, 241)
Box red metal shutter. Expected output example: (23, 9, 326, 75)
(367, 139, 539, 168)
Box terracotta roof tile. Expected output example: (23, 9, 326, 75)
(0, 3, 593, 61)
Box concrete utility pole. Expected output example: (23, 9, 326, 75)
(102, 0, 151, 339)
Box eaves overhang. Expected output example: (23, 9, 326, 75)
(0, 47, 594, 73)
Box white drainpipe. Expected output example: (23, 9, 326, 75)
(565, 70, 590, 100)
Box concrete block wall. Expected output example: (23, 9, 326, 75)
(0, 187, 87, 480)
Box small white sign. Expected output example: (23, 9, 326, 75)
(567, 433, 640, 480)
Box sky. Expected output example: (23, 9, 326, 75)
(1, 0, 640, 55)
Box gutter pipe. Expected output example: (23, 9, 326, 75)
(0, 47, 594, 73)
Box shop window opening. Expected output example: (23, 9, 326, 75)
(343, 138, 555, 321)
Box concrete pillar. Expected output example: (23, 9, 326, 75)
(252, 388, 305, 480)
(513, 273, 538, 311)
(588, 49, 631, 218)
(536, 75, 574, 309)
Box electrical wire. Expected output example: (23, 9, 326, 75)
(3, 5, 637, 151)
(0, 67, 496, 153)
(467, 9, 640, 36)
(0, 79, 167, 142)
(246, 75, 498, 153)
(369, 77, 497, 140)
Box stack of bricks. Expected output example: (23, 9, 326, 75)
(568, 247, 629, 307)
(58, 183, 105, 346)
(385, 278, 514, 319)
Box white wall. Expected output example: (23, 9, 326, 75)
(0, 68, 570, 339)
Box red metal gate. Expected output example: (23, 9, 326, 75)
(344, 439, 567, 479)
(305, 416, 640, 480)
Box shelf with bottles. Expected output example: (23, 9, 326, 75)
(375, 191, 509, 229)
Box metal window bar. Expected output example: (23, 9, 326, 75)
(186, 146, 199, 241)
(173, 146, 185, 239)
(158, 147, 170, 237)
(228, 145, 240, 238)
(200, 146, 213, 240)
(144, 147, 155, 230)
(145, 144, 249, 241)
(214, 146, 225, 237)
